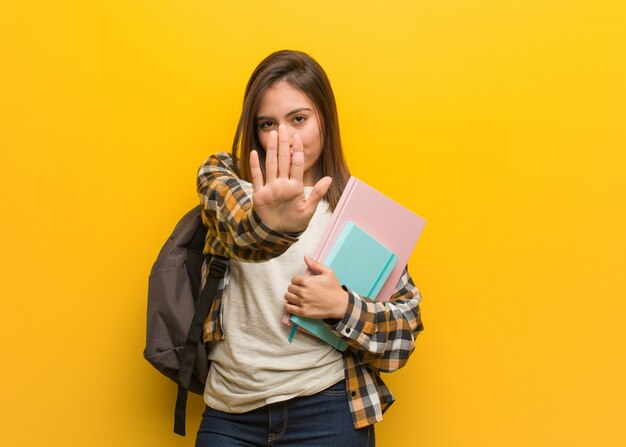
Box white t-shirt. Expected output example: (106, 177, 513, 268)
(203, 187, 345, 412)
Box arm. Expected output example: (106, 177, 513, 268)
(197, 152, 301, 261)
(198, 126, 332, 261)
(329, 266, 424, 373)
(285, 258, 424, 373)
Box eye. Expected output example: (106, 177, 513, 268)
(258, 121, 275, 130)
(293, 115, 306, 124)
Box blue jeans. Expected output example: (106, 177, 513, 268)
(195, 380, 374, 446)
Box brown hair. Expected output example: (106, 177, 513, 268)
(231, 50, 350, 212)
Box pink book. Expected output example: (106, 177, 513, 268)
(282, 176, 426, 328)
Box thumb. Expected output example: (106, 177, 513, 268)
(304, 255, 330, 275)
(307, 176, 332, 210)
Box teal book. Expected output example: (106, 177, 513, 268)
(290, 221, 398, 351)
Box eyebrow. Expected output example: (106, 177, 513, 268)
(255, 107, 313, 121)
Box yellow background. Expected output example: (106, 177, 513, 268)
(2, 1, 625, 445)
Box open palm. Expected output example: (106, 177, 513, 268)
(250, 125, 332, 234)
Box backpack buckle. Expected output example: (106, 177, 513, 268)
(208, 255, 228, 278)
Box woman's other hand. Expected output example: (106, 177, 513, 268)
(250, 125, 332, 234)
(284, 256, 349, 320)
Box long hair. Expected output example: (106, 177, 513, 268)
(231, 50, 350, 212)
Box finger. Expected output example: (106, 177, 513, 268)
(306, 176, 333, 209)
(289, 133, 304, 181)
(291, 275, 307, 286)
(277, 125, 291, 178)
(265, 130, 278, 183)
(285, 301, 303, 316)
(284, 291, 302, 306)
(250, 150, 264, 192)
(287, 283, 303, 295)
(304, 255, 331, 275)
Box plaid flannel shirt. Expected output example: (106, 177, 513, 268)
(197, 152, 424, 429)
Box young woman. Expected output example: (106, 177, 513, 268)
(196, 50, 424, 447)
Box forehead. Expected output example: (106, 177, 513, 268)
(257, 82, 316, 114)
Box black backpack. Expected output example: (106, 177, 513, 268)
(143, 205, 228, 436)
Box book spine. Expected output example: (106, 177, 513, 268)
(367, 253, 398, 298)
(289, 315, 348, 351)
(314, 177, 356, 262)
(322, 221, 353, 266)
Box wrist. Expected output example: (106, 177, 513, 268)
(333, 288, 349, 320)
(250, 208, 304, 238)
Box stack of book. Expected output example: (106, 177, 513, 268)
(284, 176, 427, 350)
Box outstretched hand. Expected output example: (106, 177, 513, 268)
(250, 125, 332, 233)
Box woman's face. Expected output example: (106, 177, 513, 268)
(256, 82, 323, 186)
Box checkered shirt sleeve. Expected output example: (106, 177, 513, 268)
(197, 152, 303, 261)
(197, 152, 303, 341)
(330, 266, 424, 427)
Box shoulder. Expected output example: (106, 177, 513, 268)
(197, 151, 252, 203)
(198, 151, 238, 176)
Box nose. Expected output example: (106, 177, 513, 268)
(278, 124, 297, 151)
(285, 127, 295, 148)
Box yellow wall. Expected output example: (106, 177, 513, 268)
(2, 1, 625, 445)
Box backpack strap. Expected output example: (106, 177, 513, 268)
(174, 254, 229, 436)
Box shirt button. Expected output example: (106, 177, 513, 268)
(351, 391, 357, 397)
(345, 328, 351, 334)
